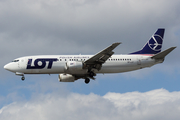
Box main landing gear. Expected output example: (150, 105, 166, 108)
(84, 71, 96, 84)
(89, 71, 96, 78)
(85, 78, 90, 84)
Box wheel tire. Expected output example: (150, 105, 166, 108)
(21, 76, 25, 81)
(85, 78, 90, 84)
(89, 71, 95, 78)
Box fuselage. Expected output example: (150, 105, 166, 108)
(4, 54, 160, 75)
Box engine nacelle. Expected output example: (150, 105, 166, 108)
(58, 74, 75, 82)
(65, 61, 83, 71)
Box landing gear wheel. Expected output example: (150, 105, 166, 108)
(89, 71, 95, 78)
(85, 78, 90, 84)
(21, 76, 25, 81)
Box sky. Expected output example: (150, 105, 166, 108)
(0, 0, 180, 119)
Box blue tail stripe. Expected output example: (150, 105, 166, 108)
(130, 29, 165, 54)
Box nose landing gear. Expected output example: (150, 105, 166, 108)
(15, 72, 25, 81)
(21, 76, 25, 81)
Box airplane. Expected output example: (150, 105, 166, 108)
(4, 28, 176, 84)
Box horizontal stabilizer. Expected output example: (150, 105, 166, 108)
(151, 47, 176, 59)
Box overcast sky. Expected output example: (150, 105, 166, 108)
(0, 0, 180, 119)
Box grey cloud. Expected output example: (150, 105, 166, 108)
(1, 0, 180, 52)
(0, 89, 180, 120)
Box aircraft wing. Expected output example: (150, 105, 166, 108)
(84, 42, 121, 70)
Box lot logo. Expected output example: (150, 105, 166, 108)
(27, 58, 58, 69)
(148, 35, 163, 51)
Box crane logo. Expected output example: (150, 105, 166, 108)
(148, 35, 163, 51)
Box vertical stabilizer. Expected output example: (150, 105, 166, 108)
(130, 29, 165, 54)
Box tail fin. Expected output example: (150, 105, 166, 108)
(130, 28, 165, 54)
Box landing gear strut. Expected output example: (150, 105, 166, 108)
(85, 78, 90, 84)
(15, 72, 25, 81)
(21, 76, 25, 81)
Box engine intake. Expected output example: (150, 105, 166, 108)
(58, 74, 75, 82)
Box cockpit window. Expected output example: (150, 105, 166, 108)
(12, 60, 19, 62)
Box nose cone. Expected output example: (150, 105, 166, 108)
(4, 63, 15, 72)
(4, 64, 11, 71)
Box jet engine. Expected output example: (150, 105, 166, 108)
(58, 74, 75, 82)
(65, 61, 83, 71)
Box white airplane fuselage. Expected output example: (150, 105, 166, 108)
(5, 54, 160, 75)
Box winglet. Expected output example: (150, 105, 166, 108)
(110, 42, 121, 50)
(151, 47, 176, 59)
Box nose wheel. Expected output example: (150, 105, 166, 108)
(21, 76, 25, 81)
